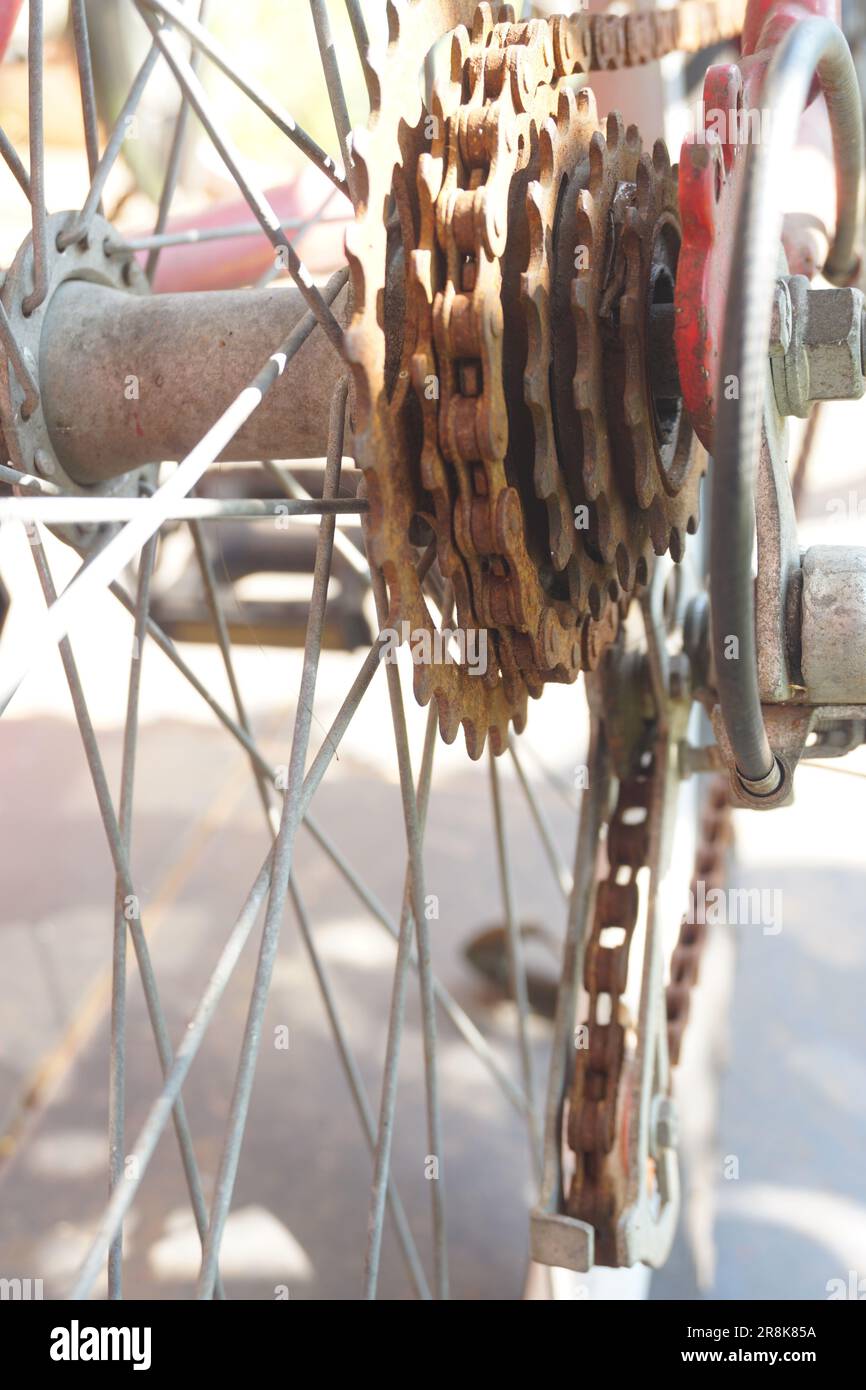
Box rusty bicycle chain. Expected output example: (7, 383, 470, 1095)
(435, 13, 585, 690)
(414, 1, 740, 704)
(566, 762, 733, 1258)
(666, 773, 733, 1065)
(350, 0, 745, 755)
(566, 749, 656, 1257)
(581, 0, 745, 72)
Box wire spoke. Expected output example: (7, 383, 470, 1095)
(363, 568, 450, 1301)
(189, 511, 430, 1301)
(57, 39, 164, 250)
(107, 553, 528, 1117)
(67, 525, 531, 1297)
(195, 380, 348, 1299)
(0, 267, 348, 717)
(188, 515, 274, 824)
(310, 0, 356, 199)
(109, 552, 409, 797)
(800, 760, 866, 780)
(288, 878, 431, 1300)
(251, 185, 343, 287)
(363, 697, 440, 1301)
(70, 0, 102, 186)
(263, 459, 369, 577)
(139, 0, 348, 195)
(0, 300, 40, 417)
(192, 499, 432, 1296)
(302, 812, 528, 1115)
(116, 210, 348, 254)
(70, 849, 277, 1300)
(108, 529, 158, 1299)
(342, 0, 376, 104)
(0, 124, 31, 200)
(0, 496, 367, 524)
(70, 565, 393, 1298)
(26, 531, 225, 1299)
(145, 0, 211, 284)
(520, 737, 578, 810)
(489, 749, 542, 1183)
(22, 0, 47, 315)
(508, 736, 572, 900)
(191, 498, 429, 1299)
(0, 463, 58, 493)
(134, 4, 346, 355)
(113, 561, 529, 1119)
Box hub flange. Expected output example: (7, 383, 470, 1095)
(0, 211, 157, 548)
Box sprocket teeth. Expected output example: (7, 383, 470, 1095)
(633, 452, 655, 511)
(437, 691, 462, 746)
(471, 4, 494, 44)
(517, 75, 608, 649)
(635, 151, 654, 214)
(565, 556, 583, 609)
(595, 495, 614, 563)
(348, 127, 372, 209)
(414, 659, 435, 705)
(587, 581, 601, 622)
(556, 86, 575, 126)
(536, 126, 554, 185)
(488, 722, 507, 757)
(605, 110, 625, 151)
(574, 208, 595, 267)
(464, 720, 486, 761)
(611, 128, 703, 572)
(575, 402, 600, 494)
(652, 137, 672, 177)
(615, 543, 631, 591)
(575, 85, 596, 121)
(647, 499, 669, 556)
(349, 1, 537, 758)
(588, 130, 606, 194)
(356, 12, 689, 753)
(386, 1, 404, 44)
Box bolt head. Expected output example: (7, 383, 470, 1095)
(803, 286, 866, 403)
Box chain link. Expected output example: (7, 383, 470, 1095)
(666, 774, 733, 1065)
(566, 748, 657, 1261)
(566, 760, 733, 1260)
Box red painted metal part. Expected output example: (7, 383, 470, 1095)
(675, 0, 842, 449)
(0, 0, 22, 62)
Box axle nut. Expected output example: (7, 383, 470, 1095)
(771, 275, 866, 418)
